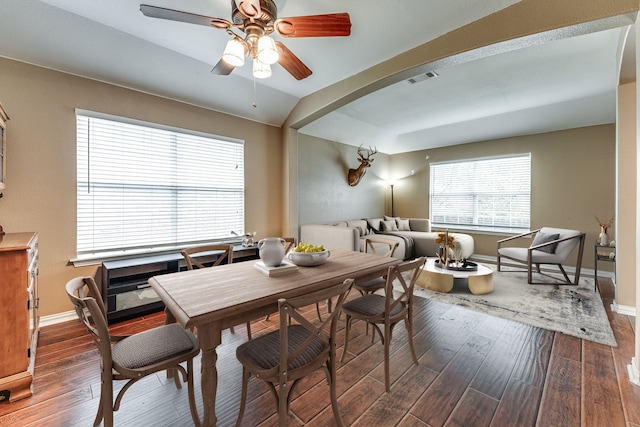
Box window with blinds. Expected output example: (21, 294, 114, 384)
(429, 154, 531, 232)
(76, 112, 245, 258)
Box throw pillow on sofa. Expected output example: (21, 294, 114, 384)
(396, 219, 411, 231)
(380, 220, 398, 232)
(367, 218, 383, 232)
(384, 215, 410, 231)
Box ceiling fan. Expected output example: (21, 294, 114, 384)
(140, 0, 351, 80)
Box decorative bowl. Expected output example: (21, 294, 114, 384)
(287, 250, 330, 267)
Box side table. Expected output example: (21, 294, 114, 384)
(594, 243, 615, 291)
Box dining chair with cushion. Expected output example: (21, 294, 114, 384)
(182, 243, 252, 339)
(354, 236, 400, 296)
(235, 278, 354, 427)
(340, 257, 426, 392)
(65, 276, 201, 427)
(497, 227, 586, 285)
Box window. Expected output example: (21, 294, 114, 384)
(76, 111, 244, 259)
(429, 154, 530, 232)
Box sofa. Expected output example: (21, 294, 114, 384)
(300, 216, 474, 260)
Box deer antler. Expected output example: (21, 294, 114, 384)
(357, 145, 378, 161)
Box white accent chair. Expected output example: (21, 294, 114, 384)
(497, 227, 585, 285)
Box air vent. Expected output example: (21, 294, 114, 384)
(407, 71, 439, 84)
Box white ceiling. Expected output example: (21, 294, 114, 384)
(0, 0, 632, 154)
(301, 28, 624, 153)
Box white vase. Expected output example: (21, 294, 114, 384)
(599, 227, 609, 246)
(258, 237, 285, 267)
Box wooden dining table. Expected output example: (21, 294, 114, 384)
(148, 248, 401, 426)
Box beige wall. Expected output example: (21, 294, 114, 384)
(297, 135, 390, 226)
(0, 58, 283, 317)
(617, 82, 637, 307)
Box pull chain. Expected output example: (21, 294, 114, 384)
(253, 74, 257, 108)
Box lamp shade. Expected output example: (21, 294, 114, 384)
(222, 38, 245, 67)
(257, 35, 279, 65)
(252, 58, 271, 79)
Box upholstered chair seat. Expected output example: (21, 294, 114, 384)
(111, 323, 197, 371)
(497, 227, 585, 284)
(237, 324, 326, 371)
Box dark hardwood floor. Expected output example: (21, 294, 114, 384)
(0, 277, 637, 427)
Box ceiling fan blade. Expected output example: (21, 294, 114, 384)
(275, 42, 312, 80)
(211, 58, 235, 76)
(274, 13, 351, 38)
(140, 4, 231, 29)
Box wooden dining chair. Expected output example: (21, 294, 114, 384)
(282, 236, 296, 254)
(340, 257, 426, 392)
(355, 236, 400, 296)
(181, 243, 234, 269)
(65, 277, 201, 427)
(181, 243, 252, 339)
(235, 279, 354, 427)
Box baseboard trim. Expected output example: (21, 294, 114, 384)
(612, 302, 636, 317)
(39, 310, 77, 327)
(628, 358, 640, 386)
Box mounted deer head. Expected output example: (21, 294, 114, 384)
(347, 145, 378, 186)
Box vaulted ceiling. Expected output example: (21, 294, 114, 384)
(0, 0, 635, 154)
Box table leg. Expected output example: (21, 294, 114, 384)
(197, 322, 223, 427)
(164, 307, 176, 325)
(164, 308, 178, 382)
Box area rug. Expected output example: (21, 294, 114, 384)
(403, 266, 617, 347)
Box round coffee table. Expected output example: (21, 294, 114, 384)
(416, 258, 493, 295)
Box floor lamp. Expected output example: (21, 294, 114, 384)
(388, 179, 397, 217)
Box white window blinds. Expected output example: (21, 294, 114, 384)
(429, 154, 530, 231)
(76, 112, 245, 258)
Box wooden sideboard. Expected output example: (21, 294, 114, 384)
(0, 232, 39, 403)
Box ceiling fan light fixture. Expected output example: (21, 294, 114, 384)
(252, 58, 272, 79)
(141, 3, 352, 82)
(257, 35, 279, 65)
(222, 38, 245, 67)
